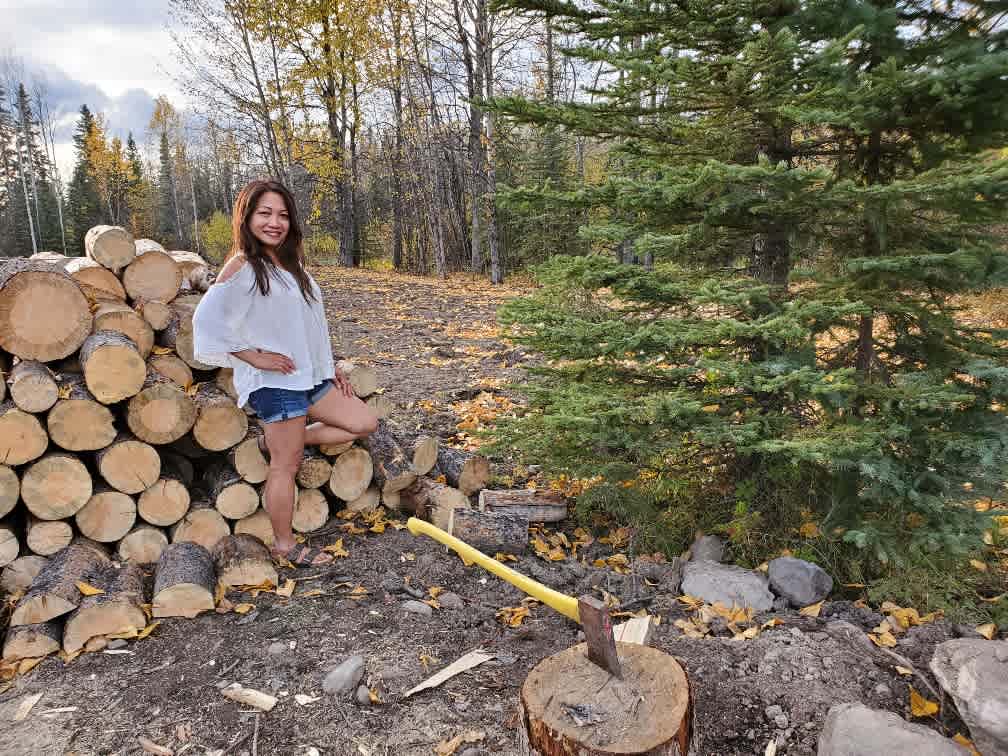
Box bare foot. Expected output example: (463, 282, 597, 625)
(272, 543, 334, 567)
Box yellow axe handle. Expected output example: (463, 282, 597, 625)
(406, 517, 581, 623)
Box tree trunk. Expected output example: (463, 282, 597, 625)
(84, 225, 136, 271)
(212, 533, 277, 589)
(96, 432, 161, 494)
(192, 383, 248, 452)
(0, 400, 48, 466)
(328, 447, 374, 502)
(62, 562, 147, 653)
(22, 453, 92, 520)
(137, 476, 191, 527)
(8, 360, 59, 412)
(10, 541, 111, 626)
(117, 525, 169, 565)
(449, 508, 528, 555)
(152, 541, 216, 619)
(478, 489, 567, 523)
(126, 366, 198, 444)
(47, 374, 117, 452)
(80, 330, 147, 403)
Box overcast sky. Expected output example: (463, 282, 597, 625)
(2, 0, 183, 178)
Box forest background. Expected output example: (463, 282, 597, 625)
(1, 0, 1007, 624)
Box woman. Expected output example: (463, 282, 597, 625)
(193, 179, 378, 566)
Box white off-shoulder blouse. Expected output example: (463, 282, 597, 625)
(192, 260, 335, 409)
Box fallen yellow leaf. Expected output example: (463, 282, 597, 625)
(496, 605, 530, 627)
(434, 730, 485, 756)
(137, 622, 160, 640)
(975, 623, 996, 640)
(970, 559, 988, 572)
(322, 539, 349, 558)
(494, 553, 517, 562)
(368, 688, 382, 704)
(895, 665, 913, 676)
(75, 581, 104, 596)
(233, 603, 255, 614)
(953, 733, 981, 756)
(17, 657, 43, 675)
(106, 627, 139, 640)
(275, 579, 296, 598)
(799, 601, 823, 618)
(909, 687, 938, 718)
(799, 521, 820, 538)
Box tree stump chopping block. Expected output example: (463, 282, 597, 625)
(152, 541, 216, 618)
(518, 643, 692, 756)
(212, 534, 277, 589)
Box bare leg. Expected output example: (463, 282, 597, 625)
(304, 421, 359, 447)
(306, 387, 379, 439)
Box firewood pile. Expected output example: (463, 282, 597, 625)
(0, 225, 566, 664)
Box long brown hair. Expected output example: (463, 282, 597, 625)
(227, 180, 315, 302)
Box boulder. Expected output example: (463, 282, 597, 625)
(930, 639, 1008, 756)
(680, 561, 774, 612)
(818, 702, 969, 756)
(768, 556, 833, 607)
(689, 535, 724, 563)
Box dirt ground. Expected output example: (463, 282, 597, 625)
(0, 267, 981, 755)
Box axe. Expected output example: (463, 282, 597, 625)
(407, 517, 623, 677)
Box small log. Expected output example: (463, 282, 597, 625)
(157, 303, 212, 370)
(134, 239, 167, 255)
(136, 300, 172, 331)
(61, 255, 127, 301)
(47, 374, 116, 451)
(346, 485, 380, 514)
(381, 488, 401, 511)
(79, 330, 147, 404)
(336, 359, 378, 398)
(170, 500, 230, 552)
(234, 508, 275, 547)
(328, 447, 374, 502)
(22, 452, 92, 520)
(0, 351, 6, 403)
(92, 301, 154, 358)
(212, 534, 278, 589)
(366, 393, 394, 419)
(319, 440, 353, 457)
(296, 448, 332, 490)
(137, 476, 190, 527)
(292, 487, 329, 532)
(408, 478, 469, 531)
(84, 225, 135, 270)
(1, 554, 48, 594)
(26, 515, 72, 556)
(0, 519, 19, 566)
(192, 383, 248, 451)
(408, 435, 439, 476)
(153, 541, 216, 619)
(205, 461, 259, 520)
(448, 509, 529, 555)
(96, 432, 161, 494)
(362, 419, 416, 494)
(167, 250, 211, 293)
(0, 258, 92, 361)
(228, 427, 268, 484)
(518, 643, 691, 756)
(0, 464, 18, 519)
(10, 541, 111, 626)
(117, 525, 169, 564)
(436, 447, 490, 496)
(8, 359, 59, 412)
(62, 562, 147, 653)
(123, 246, 182, 304)
(0, 400, 49, 465)
(479, 489, 568, 523)
(614, 616, 655, 646)
(126, 366, 197, 444)
(76, 487, 137, 542)
(2, 621, 62, 663)
(215, 367, 237, 401)
(147, 353, 192, 388)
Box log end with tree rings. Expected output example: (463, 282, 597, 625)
(76, 488, 137, 542)
(92, 302, 155, 358)
(25, 516, 72, 556)
(127, 379, 197, 444)
(117, 525, 169, 564)
(137, 300, 173, 331)
(319, 440, 354, 457)
(0, 521, 19, 567)
(234, 508, 275, 547)
(137, 477, 191, 527)
(409, 435, 439, 476)
(152, 541, 216, 619)
(0, 401, 49, 466)
(0, 554, 48, 594)
(346, 484, 380, 514)
(79, 330, 147, 404)
(9, 360, 59, 413)
(336, 359, 379, 398)
(21, 453, 93, 520)
(47, 374, 117, 452)
(328, 447, 374, 502)
(96, 434, 161, 494)
(170, 501, 230, 553)
(228, 428, 268, 484)
(84, 225, 136, 271)
(212, 533, 277, 589)
(63, 256, 127, 301)
(296, 450, 332, 490)
(192, 383, 248, 451)
(519, 643, 692, 756)
(148, 353, 193, 388)
(123, 248, 183, 304)
(292, 487, 330, 532)
(0, 464, 19, 519)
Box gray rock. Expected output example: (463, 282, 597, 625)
(438, 592, 465, 610)
(818, 702, 969, 756)
(768, 556, 833, 607)
(322, 655, 365, 695)
(681, 561, 774, 612)
(930, 639, 1008, 756)
(689, 535, 724, 563)
(401, 600, 434, 618)
(380, 574, 404, 593)
(267, 641, 286, 655)
(355, 685, 372, 705)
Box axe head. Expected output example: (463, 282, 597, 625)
(577, 595, 622, 678)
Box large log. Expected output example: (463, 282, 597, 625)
(9, 359, 59, 412)
(47, 374, 117, 451)
(147, 353, 193, 388)
(137, 476, 191, 527)
(234, 508, 275, 547)
(1, 554, 48, 594)
(212, 534, 277, 589)
(228, 426, 268, 484)
(362, 419, 416, 494)
(205, 461, 259, 520)
(296, 448, 333, 490)
(96, 432, 161, 494)
(0, 258, 92, 361)
(123, 246, 182, 304)
(62, 562, 147, 653)
(0, 400, 48, 465)
(117, 525, 169, 564)
(76, 487, 137, 542)
(170, 500, 230, 552)
(26, 515, 72, 556)
(436, 447, 490, 496)
(10, 541, 111, 626)
(34, 253, 127, 301)
(0, 520, 18, 567)
(336, 360, 379, 398)
(2, 621, 62, 663)
(0, 464, 18, 519)
(22, 452, 92, 520)
(478, 489, 568, 523)
(518, 643, 692, 756)
(168, 250, 211, 293)
(84, 225, 136, 271)
(192, 383, 248, 451)
(92, 301, 154, 358)
(126, 366, 197, 444)
(79, 330, 147, 403)
(152, 541, 216, 618)
(448, 509, 529, 555)
(328, 447, 374, 502)
(134, 239, 167, 256)
(292, 487, 329, 532)
(403, 478, 469, 531)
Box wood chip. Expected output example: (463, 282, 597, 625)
(12, 692, 43, 722)
(613, 615, 654, 646)
(221, 683, 278, 711)
(404, 649, 494, 698)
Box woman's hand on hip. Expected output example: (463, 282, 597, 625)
(331, 367, 354, 397)
(235, 348, 296, 374)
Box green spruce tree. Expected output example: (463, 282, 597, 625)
(66, 105, 104, 254)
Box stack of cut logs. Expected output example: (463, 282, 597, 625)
(0, 225, 564, 663)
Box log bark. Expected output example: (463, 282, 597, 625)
(123, 247, 182, 303)
(156, 303, 212, 370)
(234, 508, 275, 547)
(9, 359, 59, 412)
(76, 486, 137, 542)
(292, 487, 329, 532)
(205, 461, 259, 520)
(117, 525, 169, 564)
(0, 400, 48, 465)
(22, 452, 92, 520)
(137, 476, 190, 527)
(0, 351, 6, 403)
(0, 258, 92, 361)
(212, 534, 277, 589)
(478, 489, 568, 523)
(62, 562, 147, 653)
(10, 541, 111, 625)
(448, 509, 529, 555)
(136, 299, 172, 331)
(336, 359, 378, 398)
(79, 330, 147, 403)
(192, 383, 248, 451)
(0, 464, 18, 519)
(436, 447, 490, 496)
(170, 500, 230, 552)
(147, 353, 192, 388)
(2, 621, 62, 662)
(0, 519, 19, 566)
(153, 541, 216, 619)
(96, 432, 161, 494)
(362, 419, 416, 494)
(47, 374, 117, 451)
(126, 366, 197, 444)
(84, 225, 136, 270)
(25, 515, 72, 556)
(328, 447, 373, 502)
(228, 426, 268, 484)
(1, 554, 48, 594)
(92, 301, 154, 358)
(518, 643, 691, 756)
(168, 250, 211, 293)
(296, 448, 332, 490)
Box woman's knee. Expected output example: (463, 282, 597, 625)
(353, 409, 379, 436)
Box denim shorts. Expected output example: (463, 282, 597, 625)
(248, 381, 333, 424)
